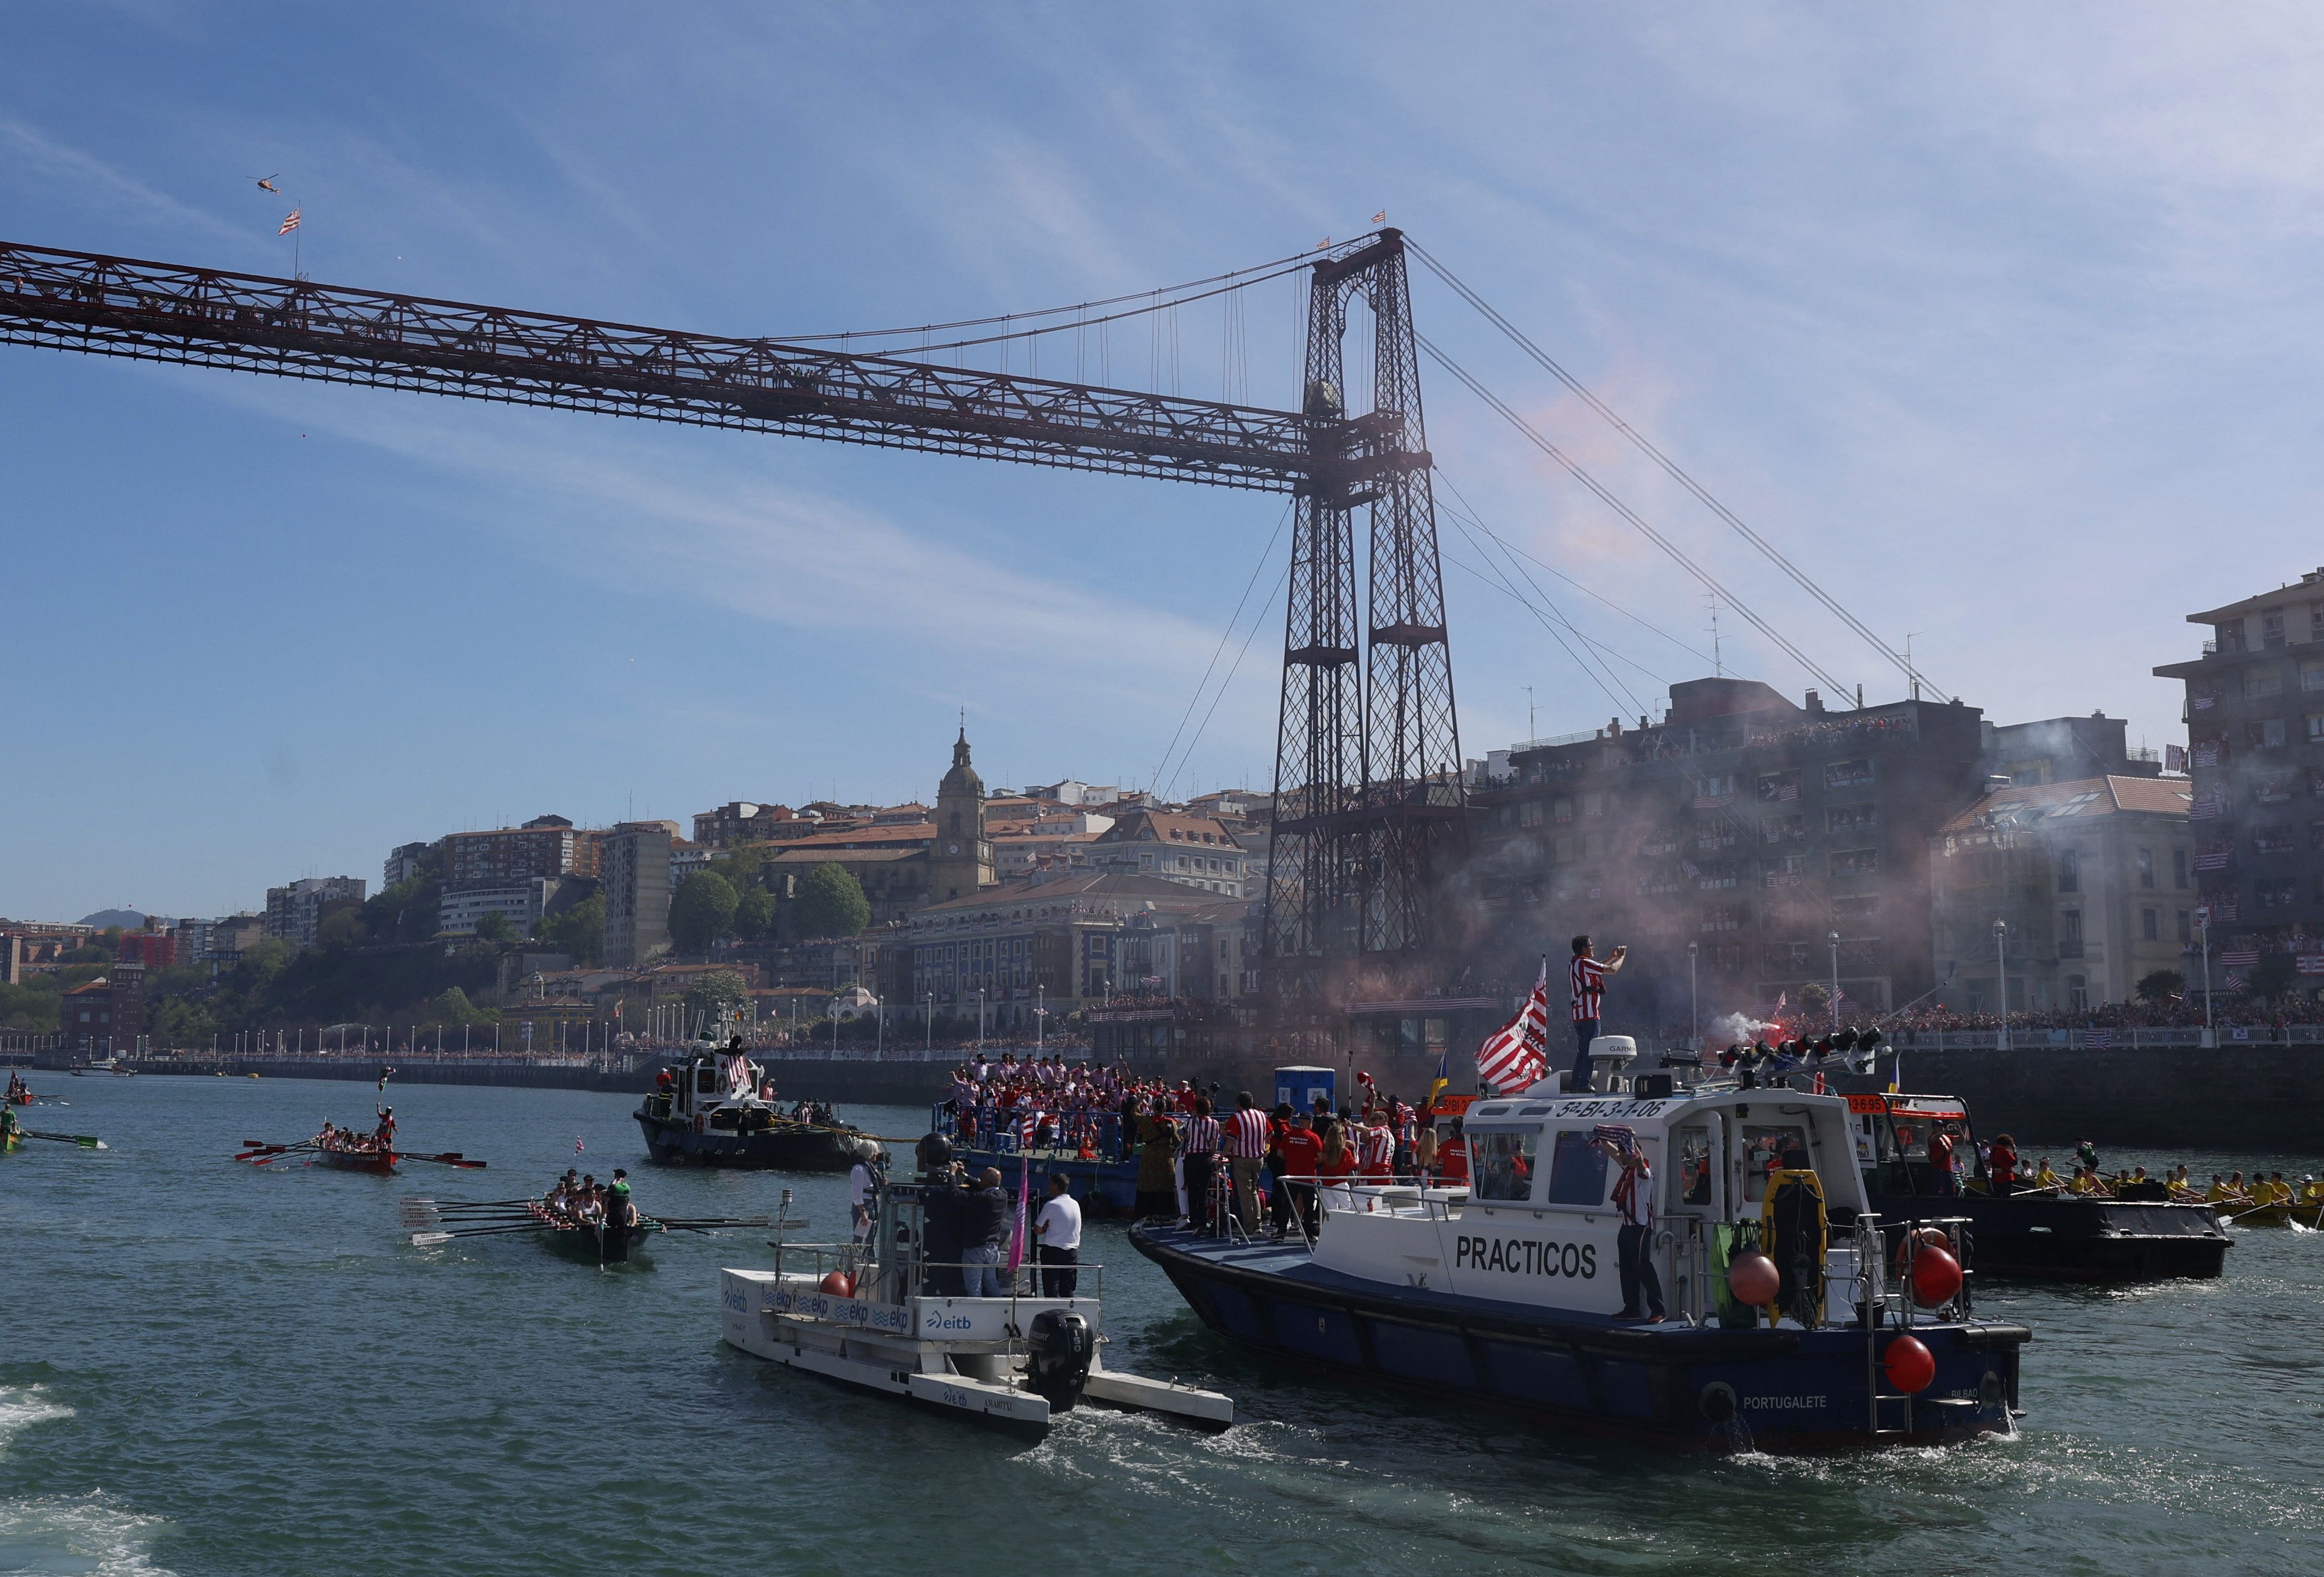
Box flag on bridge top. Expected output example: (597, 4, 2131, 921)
(1476, 958, 1551, 1092)
(277, 206, 301, 235)
(1372, 210, 1387, 224)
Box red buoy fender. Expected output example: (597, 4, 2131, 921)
(1910, 1245, 1963, 1307)
(819, 1270, 854, 1297)
(1884, 1333, 1936, 1393)
(1727, 1251, 1780, 1306)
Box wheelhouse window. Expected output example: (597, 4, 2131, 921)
(1736, 1123, 1812, 1204)
(1672, 1124, 1714, 1209)
(1544, 1129, 1611, 1207)
(1470, 1130, 1540, 1203)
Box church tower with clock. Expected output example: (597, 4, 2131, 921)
(930, 725, 994, 902)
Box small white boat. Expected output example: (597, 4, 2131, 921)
(719, 1180, 1232, 1436)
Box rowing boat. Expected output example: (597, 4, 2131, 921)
(527, 1200, 659, 1266)
(312, 1139, 399, 1174)
(2, 1129, 19, 1153)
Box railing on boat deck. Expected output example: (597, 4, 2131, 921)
(763, 1238, 1108, 1301)
(1196, 1171, 1471, 1250)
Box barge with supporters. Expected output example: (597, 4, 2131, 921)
(1132, 1041, 2030, 1452)
(931, 1098, 1143, 1216)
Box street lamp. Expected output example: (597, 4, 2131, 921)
(1686, 941, 1698, 1049)
(1036, 984, 1046, 1052)
(1992, 918, 2010, 1052)
(1828, 931, 1842, 1035)
(924, 991, 933, 1052)
(2195, 905, 2213, 1044)
(977, 987, 987, 1050)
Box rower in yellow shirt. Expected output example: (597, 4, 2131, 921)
(2031, 1158, 2061, 1191)
(2069, 1166, 2101, 1196)
(2205, 1173, 2235, 1205)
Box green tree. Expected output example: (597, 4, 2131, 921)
(682, 969, 749, 1022)
(668, 870, 739, 954)
(792, 863, 870, 940)
(2244, 952, 2299, 1007)
(734, 886, 777, 941)
(432, 986, 491, 1024)
(535, 891, 605, 966)
(1796, 982, 1830, 1019)
(0, 980, 62, 1033)
(2136, 968, 2184, 1005)
(315, 907, 365, 950)
(472, 911, 516, 945)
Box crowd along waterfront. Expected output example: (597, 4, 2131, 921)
(5, 1077, 2324, 1573)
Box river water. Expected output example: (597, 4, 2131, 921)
(6, 1076, 2322, 1575)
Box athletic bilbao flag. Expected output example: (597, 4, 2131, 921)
(1476, 958, 1552, 1091)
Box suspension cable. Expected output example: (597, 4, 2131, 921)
(1149, 500, 1292, 794)
(1418, 329, 1857, 699)
(1410, 240, 1935, 698)
(775, 252, 1313, 349)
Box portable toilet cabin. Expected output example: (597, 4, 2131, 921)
(1274, 1064, 1335, 1115)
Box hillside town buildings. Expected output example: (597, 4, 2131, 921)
(264, 876, 366, 948)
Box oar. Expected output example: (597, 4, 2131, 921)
(2220, 1200, 2271, 1224)
(397, 1153, 488, 1170)
(409, 1224, 546, 1246)
(20, 1130, 107, 1150)
(248, 1145, 320, 1166)
(651, 1216, 774, 1229)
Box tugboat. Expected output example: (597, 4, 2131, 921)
(637, 1036, 881, 1172)
(718, 1168, 1234, 1436)
(1132, 1039, 2030, 1453)
(1851, 1091, 2231, 1281)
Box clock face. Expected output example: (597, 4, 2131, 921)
(947, 842, 961, 855)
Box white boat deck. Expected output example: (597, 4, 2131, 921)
(719, 1266, 1233, 1431)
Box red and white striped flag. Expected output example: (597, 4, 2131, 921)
(1476, 958, 1551, 1092)
(278, 207, 301, 235)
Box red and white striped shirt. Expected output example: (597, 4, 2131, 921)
(1182, 1114, 1222, 1157)
(1224, 1107, 1270, 1159)
(1570, 954, 1608, 1022)
(1358, 1122, 1396, 1176)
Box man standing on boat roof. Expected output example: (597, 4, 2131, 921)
(1568, 935, 1627, 1092)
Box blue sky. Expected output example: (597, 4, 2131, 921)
(4, 4, 2320, 923)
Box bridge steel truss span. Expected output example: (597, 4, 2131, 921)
(0, 232, 1464, 1001)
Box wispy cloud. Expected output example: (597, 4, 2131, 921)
(0, 117, 243, 244)
(190, 376, 1235, 713)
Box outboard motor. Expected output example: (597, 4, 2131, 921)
(1024, 1309, 1093, 1412)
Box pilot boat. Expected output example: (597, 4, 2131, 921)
(1132, 1040, 2030, 1453)
(719, 1176, 1233, 1436)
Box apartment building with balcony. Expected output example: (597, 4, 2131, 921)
(2154, 568, 2324, 967)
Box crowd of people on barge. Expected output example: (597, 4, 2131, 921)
(936, 1053, 1460, 1243)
